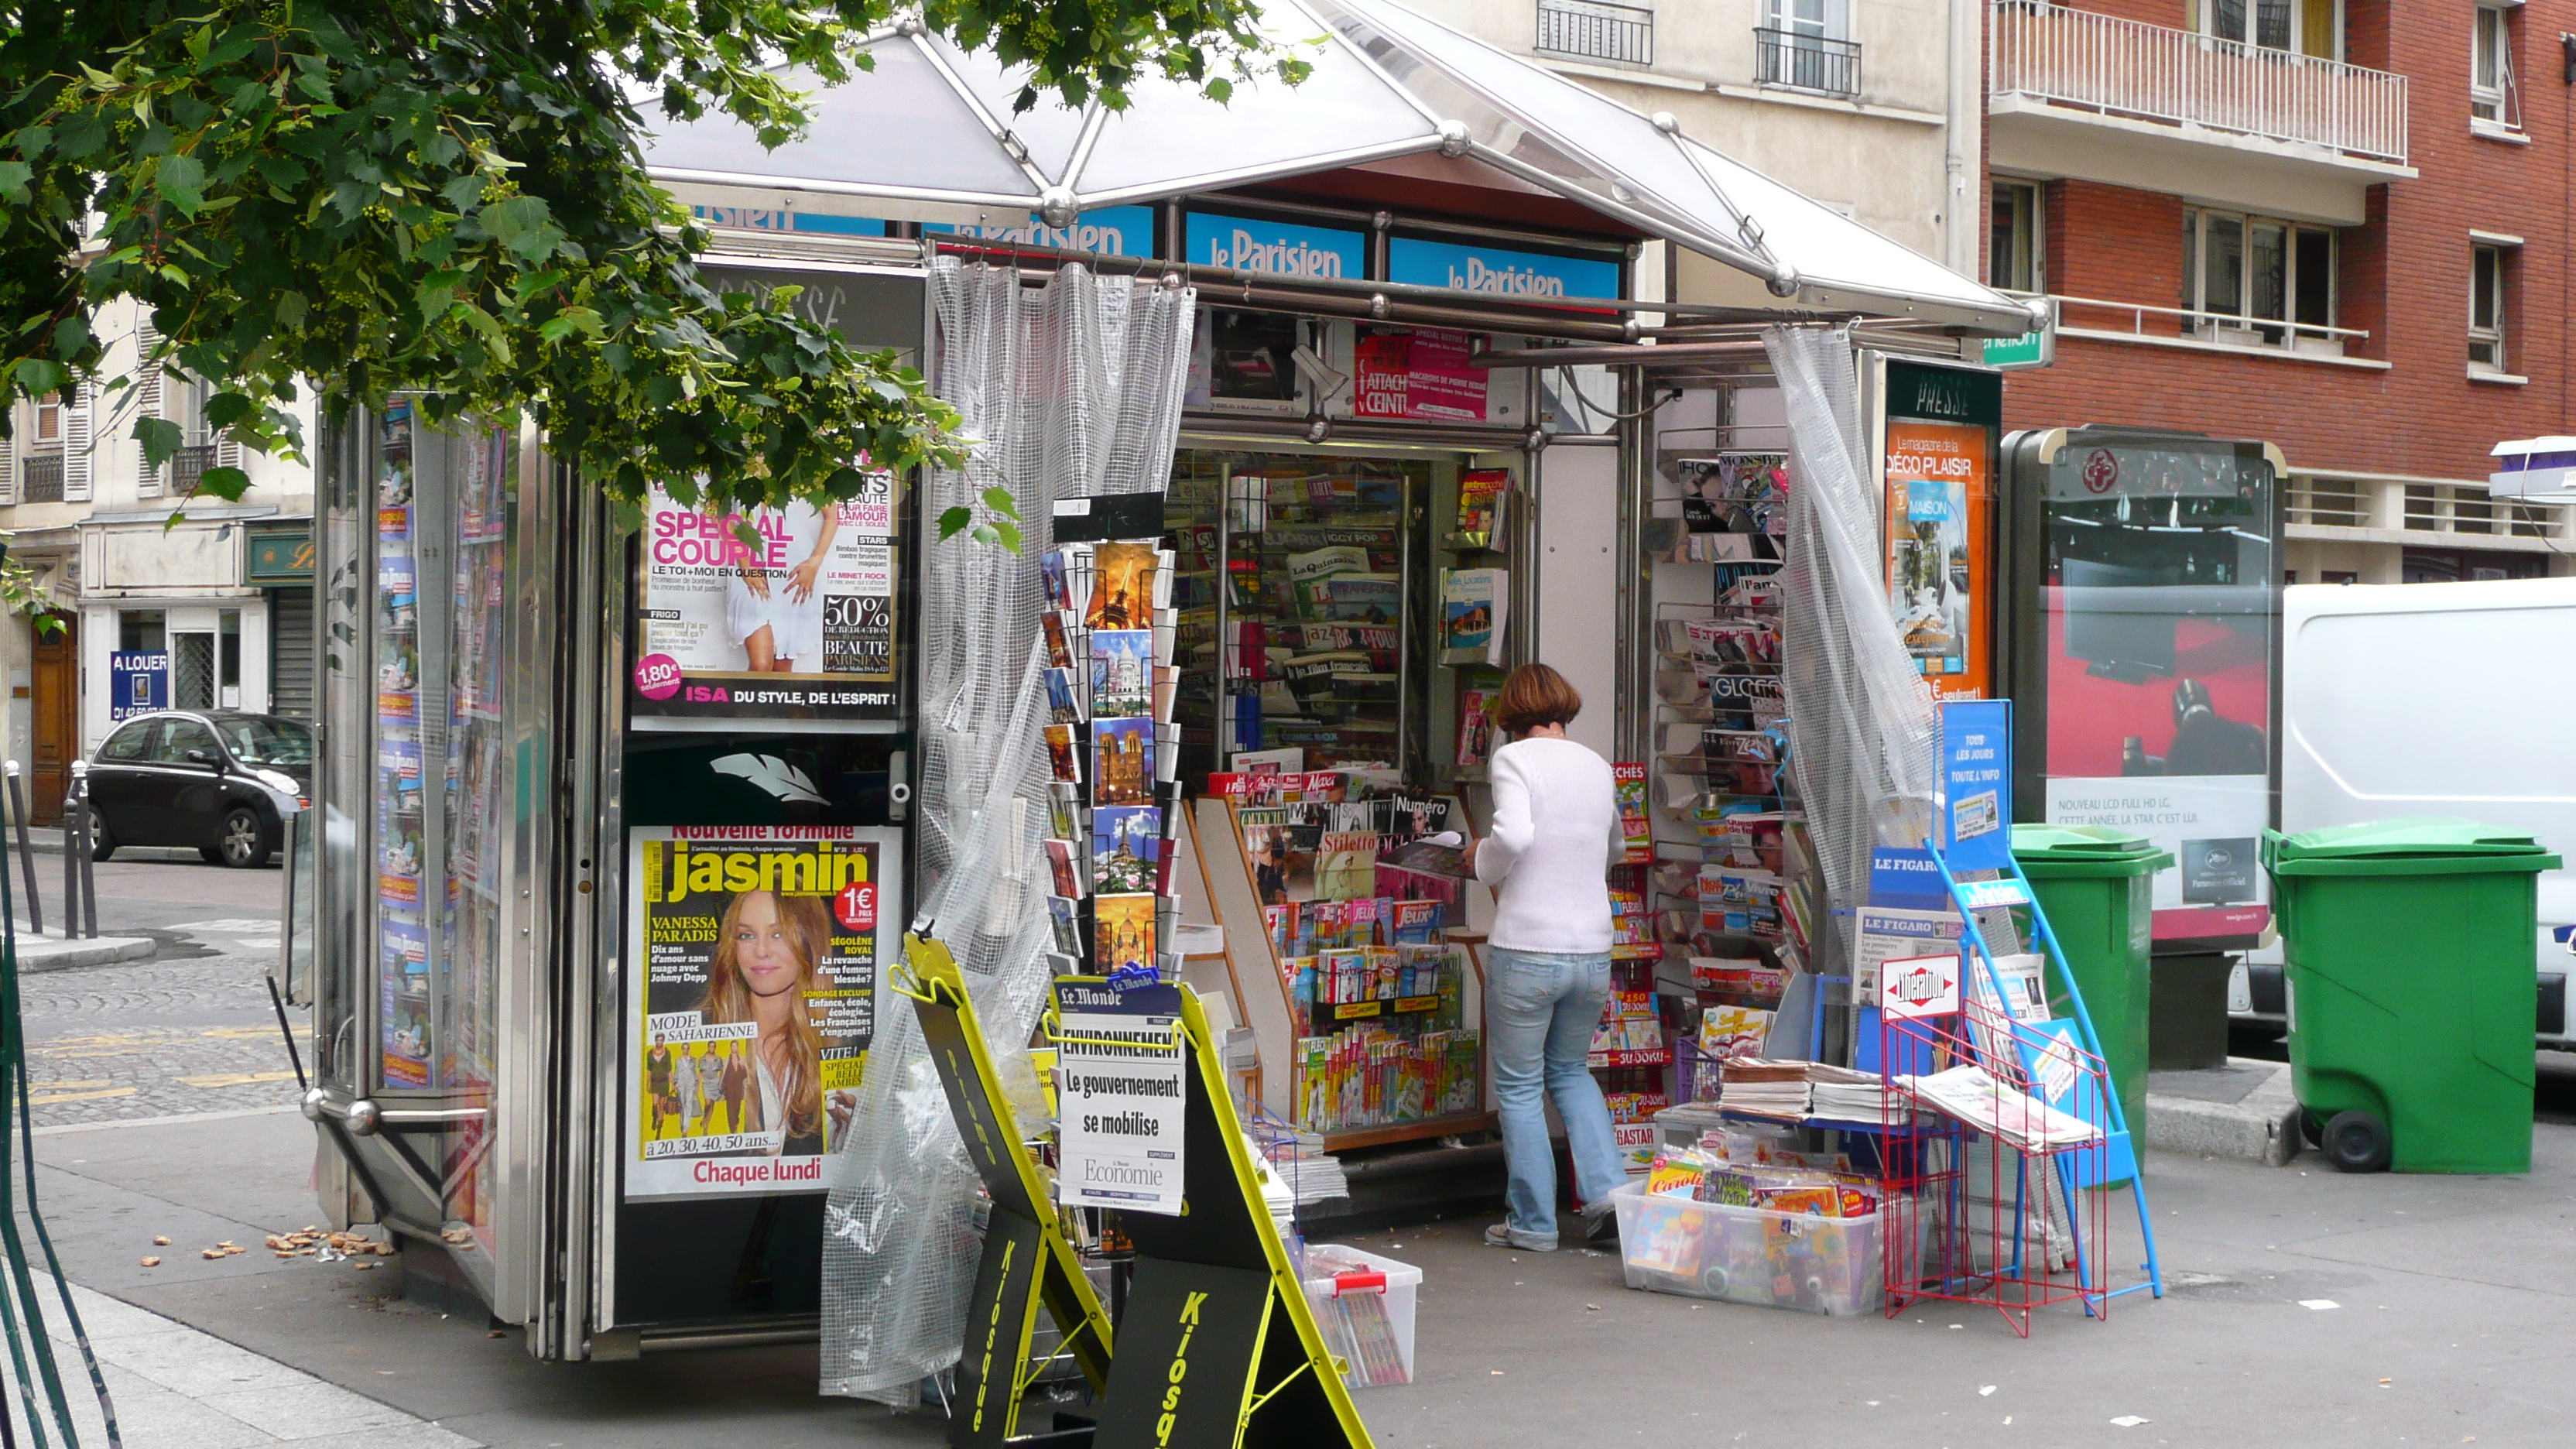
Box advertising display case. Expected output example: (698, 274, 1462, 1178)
(1998, 427, 2286, 950)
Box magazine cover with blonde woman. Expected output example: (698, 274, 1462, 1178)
(624, 824, 899, 1197)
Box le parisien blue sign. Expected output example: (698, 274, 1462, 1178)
(1184, 211, 1366, 280)
(927, 206, 1156, 258)
(1388, 235, 1622, 301)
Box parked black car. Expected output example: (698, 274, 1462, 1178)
(87, 711, 312, 868)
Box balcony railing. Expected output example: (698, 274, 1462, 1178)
(2048, 291, 2369, 354)
(19, 453, 63, 503)
(1755, 29, 1862, 98)
(1989, 1, 2408, 166)
(1536, 0, 1653, 67)
(169, 442, 215, 497)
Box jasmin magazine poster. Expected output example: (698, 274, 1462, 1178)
(625, 825, 899, 1199)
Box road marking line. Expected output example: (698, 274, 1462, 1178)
(31, 1105, 300, 1136)
(29, 1088, 138, 1105)
(173, 1070, 300, 1089)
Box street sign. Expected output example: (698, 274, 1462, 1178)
(109, 651, 168, 720)
(1979, 296, 2056, 370)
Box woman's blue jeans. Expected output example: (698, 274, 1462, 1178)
(1487, 947, 1628, 1245)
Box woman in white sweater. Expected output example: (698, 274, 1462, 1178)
(1470, 664, 1628, 1250)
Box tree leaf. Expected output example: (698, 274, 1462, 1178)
(980, 485, 1021, 520)
(937, 505, 973, 540)
(134, 416, 183, 468)
(194, 465, 252, 502)
(154, 153, 207, 217)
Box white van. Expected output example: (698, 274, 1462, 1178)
(2235, 578, 2576, 1050)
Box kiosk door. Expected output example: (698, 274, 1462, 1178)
(308, 404, 559, 1328)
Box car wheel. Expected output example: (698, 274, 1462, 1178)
(2322, 1108, 2391, 1173)
(218, 807, 270, 868)
(88, 808, 116, 862)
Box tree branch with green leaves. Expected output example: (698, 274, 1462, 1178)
(0, 2, 1292, 527)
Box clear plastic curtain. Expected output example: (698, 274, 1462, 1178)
(820, 259, 1194, 1404)
(1761, 325, 1940, 915)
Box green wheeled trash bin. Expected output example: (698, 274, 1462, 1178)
(2262, 819, 2559, 1175)
(2012, 824, 2174, 1174)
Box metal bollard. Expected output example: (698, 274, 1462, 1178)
(5, 761, 39, 937)
(71, 760, 96, 940)
(61, 766, 80, 941)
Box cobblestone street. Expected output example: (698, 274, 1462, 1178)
(18, 858, 304, 1129)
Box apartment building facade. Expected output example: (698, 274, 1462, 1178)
(1983, 0, 2576, 582)
(1420, 0, 1984, 286)
(0, 298, 315, 822)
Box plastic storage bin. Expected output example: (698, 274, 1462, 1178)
(1300, 1245, 1419, 1387)
(1610, 1181, 1882, 1316)
(2263, 817, 2558, 1174)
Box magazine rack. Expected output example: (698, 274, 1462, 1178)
(1207, 795, 1496, 1152)
(1920, 844, 2167, 1309)
(1879, 995, 2116, 1336)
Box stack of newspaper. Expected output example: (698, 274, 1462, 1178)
(1805, 1061, 1897, 1122)
(1718, 1058, 1812, 1119)
(1256, 1129, 1351, 1207)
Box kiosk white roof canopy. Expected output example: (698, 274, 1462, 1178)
(643, 0, 2036, 334)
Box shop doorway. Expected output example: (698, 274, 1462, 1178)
(29, 613, 77, 827)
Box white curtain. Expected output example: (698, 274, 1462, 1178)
(819, 260, 1194, 1404)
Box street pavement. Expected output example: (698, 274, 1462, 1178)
(14, 858, 2576, 1445)
(19, 856, 303, 1130)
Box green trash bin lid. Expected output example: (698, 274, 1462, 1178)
(2266, 817, 2562, 876)
(2011, 823, 2175, 877)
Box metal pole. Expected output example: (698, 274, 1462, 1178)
(60, 769, 79, 941)
(70, 761, 95, 940)
(6, 762, 39, 936)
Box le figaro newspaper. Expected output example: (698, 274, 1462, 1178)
(631, 474, 899, 723)
(625, 825, 899, 1199)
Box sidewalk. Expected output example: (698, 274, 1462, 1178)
(25, 1090, 2576, 1445)
(9, 922, 159, 969)
(26, 1110, 943, 1449)
(15, 1271, 475, 1449)
(16, 824, 201, 864)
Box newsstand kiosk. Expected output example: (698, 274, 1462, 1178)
(283, 0, 2040, 1370)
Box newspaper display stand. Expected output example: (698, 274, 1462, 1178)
(1867, 823, 2167, 1334)
(902, 926, 1374, 1449)
(896, 933, 1116, 1447)
(1878, 994, 2115, 1336)
(1067, 975, 1375, 1449)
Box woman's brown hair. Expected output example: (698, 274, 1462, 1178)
(1490, 663, 1582, 735)
(702, 889, 833, 1141)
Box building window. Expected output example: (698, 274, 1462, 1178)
(2472, 4, 2520, 129)
(2469, 243, 2509, 372)
(2196, 0, 2341, 57)
(22, 389, 70, 502)
(1535, 0, 1653, 67)
(1756, 0, 1860, 98)
(1991, 181, 2043, 293)
(2182, 208, 2337, 348)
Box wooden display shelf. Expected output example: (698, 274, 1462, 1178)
(1318, 1109, 1499, 1153)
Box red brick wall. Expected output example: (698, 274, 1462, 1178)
(1997, 0, 2567, 482)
